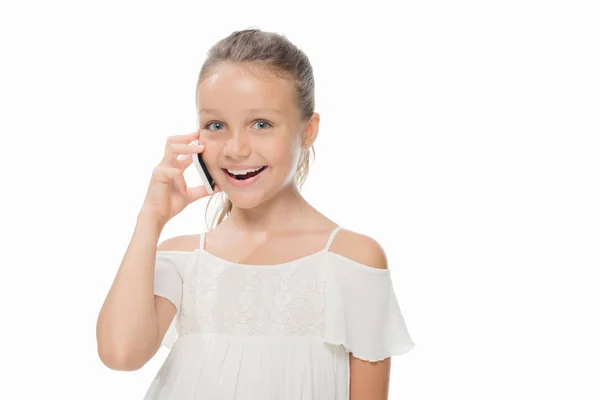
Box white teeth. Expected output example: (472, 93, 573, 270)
(227, 166, 264, 175)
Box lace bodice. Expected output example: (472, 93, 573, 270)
(146, 226, 415, 399)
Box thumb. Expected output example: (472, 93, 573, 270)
(187, 184, 220, 203)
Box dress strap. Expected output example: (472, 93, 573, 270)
(199, 232, 205, 250)
(324, 225, 343, 251)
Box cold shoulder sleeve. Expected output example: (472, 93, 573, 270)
(153, 251, 187, 349)
(323, 253, 416, 362)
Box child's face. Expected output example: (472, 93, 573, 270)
(197, 62, 317, 208)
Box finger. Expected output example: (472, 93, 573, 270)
(186, 184, 211, 202)
(166, 130, 200, 146)
(160, 167, 187, 195)
(187, 182, 222, 202)
(162, 131, 200, 159)
(171, 169, 188, 195)
(163, 142, 205, 166)
(173, 154, 194, 170)
(173, 143, 205, 157)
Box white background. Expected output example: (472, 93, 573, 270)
(1, 0, 598, 398)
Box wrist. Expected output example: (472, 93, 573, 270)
(137, 208, 166, 232)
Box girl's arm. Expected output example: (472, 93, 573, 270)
(349, 356, 392, 400)
(329, 230, 393, 400)
(96, 209, 170, 371)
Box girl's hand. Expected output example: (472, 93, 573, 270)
(140, 130, 221, 226)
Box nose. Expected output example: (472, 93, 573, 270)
(223, 129, 251, 158)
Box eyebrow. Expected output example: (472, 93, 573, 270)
(200, 107, 284, 115)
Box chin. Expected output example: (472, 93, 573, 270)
(228, 194, 267, 210)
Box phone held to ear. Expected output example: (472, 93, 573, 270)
(191, 139, 216, 194)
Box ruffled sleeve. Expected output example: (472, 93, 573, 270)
(153, 251, 188, 349)
(323, 253, 416, 362)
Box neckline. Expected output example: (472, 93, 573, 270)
(197, 247, 328, 269)
(157, 249, 391, 274)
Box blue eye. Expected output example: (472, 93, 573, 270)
(205, 122, 224, 131)
(253, 120, 272, 129)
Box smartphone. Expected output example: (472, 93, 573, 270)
(191, 138, 215, 194)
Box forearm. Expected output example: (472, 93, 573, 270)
(96, 210, 165, 369)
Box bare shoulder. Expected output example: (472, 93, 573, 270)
(328, 228, 388, 270)
(157, 234, 201, 252)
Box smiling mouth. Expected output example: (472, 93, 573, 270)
(223, 166, 268, 180)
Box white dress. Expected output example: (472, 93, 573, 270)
(144, 226, 415, 399)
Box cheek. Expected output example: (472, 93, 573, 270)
(198, 133, 220, 148)
(199, 142, 220, 165)
(261, 138, 297, 164)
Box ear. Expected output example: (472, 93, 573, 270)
(302, 112, 320, 149)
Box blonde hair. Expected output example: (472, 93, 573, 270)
(195, 28, 317, 230)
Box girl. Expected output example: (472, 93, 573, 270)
(97, 28, 415, 399)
